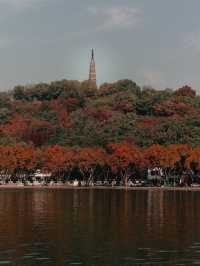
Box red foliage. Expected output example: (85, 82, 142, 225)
(144, 144, 191, 170)
(154, 100, 193, 116)
(175, 85, 196, 97)
(137, 116, 162, 129)
(114, 101, 134, 113)
(75, 147, 107, 172)
(161, 144, 191, 169)
(23, 119, 54, 147)
(41, 145, 75, 173)
(58, 111, 73, 128)
(65, 98, 81, 111)
(0, 145, 38, 174)
(144, 144, 164, 168)
(0, 115, 29, 137)
(107, 142, 145, 173)
(85, 107, 112, 122)
(186, 149, 200, 171)
(48, 99, 63, 112)
(0, 143, 196, 176)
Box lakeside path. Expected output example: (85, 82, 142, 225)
(0, 185, 200, 191)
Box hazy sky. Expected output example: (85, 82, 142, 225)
(0, 0, 200, 90)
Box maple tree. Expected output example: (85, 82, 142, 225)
(41, 145, 75, 181)
(107, 142, 145, 185)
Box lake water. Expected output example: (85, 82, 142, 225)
(0, 189, 200, 265)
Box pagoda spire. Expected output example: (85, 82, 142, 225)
(91, 48, 94, 59)
(88, 49, 97, 86)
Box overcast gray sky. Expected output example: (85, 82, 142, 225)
(0, 0, 200, 90)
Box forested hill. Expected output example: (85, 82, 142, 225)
(0, 79, 199, 148)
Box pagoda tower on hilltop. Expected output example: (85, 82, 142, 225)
(88, 49, 97, 86)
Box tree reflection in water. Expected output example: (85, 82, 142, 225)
(0, 189, 198, 265)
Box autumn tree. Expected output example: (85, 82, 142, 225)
(41, 145, 75, 181)
(74, 147, 107, 184)
(174, 85, 196, 97)
(107, 142, 144, 185)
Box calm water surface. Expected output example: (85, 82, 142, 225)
(0, 189, 200, 265)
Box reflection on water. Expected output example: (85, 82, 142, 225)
(0, 189, 199, 265)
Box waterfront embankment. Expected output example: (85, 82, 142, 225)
(0, 185, 200, 191)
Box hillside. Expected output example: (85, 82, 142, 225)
(0, 79, 199, 179)
(0, 79, 199, 148)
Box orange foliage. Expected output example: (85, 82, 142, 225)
(41, 145, 75, 173)
(0, 115, 28, 136)
(186, 149, 200, 171)
(161, 144, 191, 169)
(144, 144, 164, 168)
(75, 147, 107, 172)
(0, 145, 38, 174)
(107, 142, 145, 173)
(0, 142, 196, 178)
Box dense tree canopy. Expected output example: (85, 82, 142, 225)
(0, 79, 198, 180)
(0, 79, 196, 148)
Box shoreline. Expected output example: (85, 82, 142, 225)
(0, 185, 200, 191)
